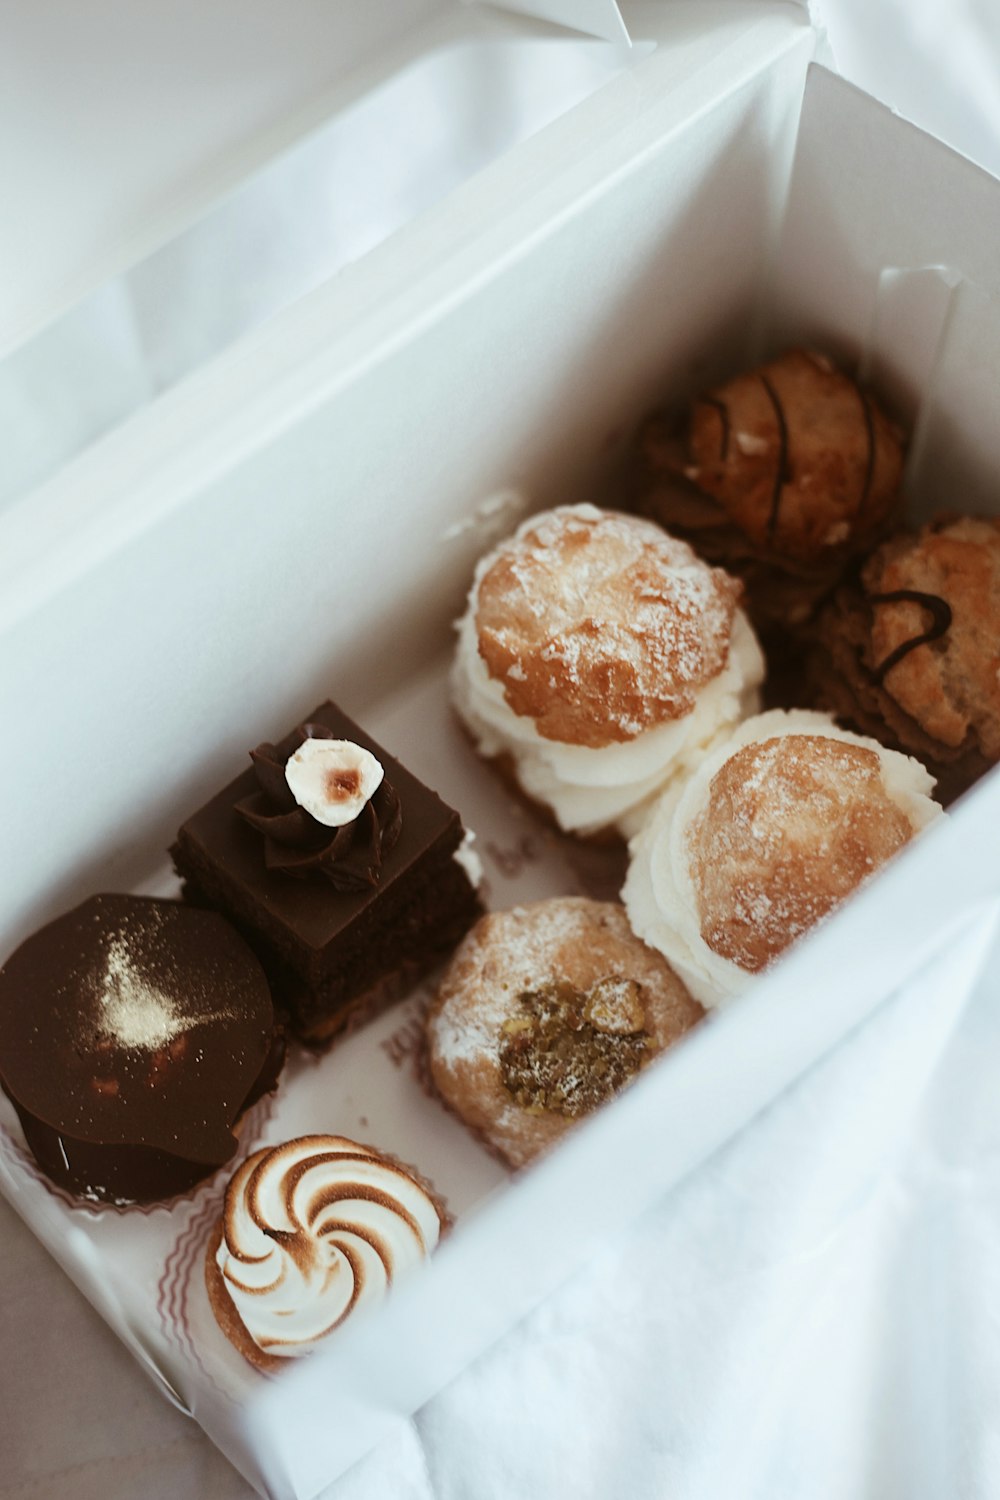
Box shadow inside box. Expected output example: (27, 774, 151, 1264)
(494, 104, 792, 522)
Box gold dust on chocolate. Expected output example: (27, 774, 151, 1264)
(498, 978, 651, 1117)
(0, 895, 281, 1199)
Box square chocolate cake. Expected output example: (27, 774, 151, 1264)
(172, 701, 482, 1043)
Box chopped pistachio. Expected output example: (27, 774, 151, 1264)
(583, 977, 645, 1034)
(497, 978, 650, 1118)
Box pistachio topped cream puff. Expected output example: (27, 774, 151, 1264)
(426, 897, 703, 1168)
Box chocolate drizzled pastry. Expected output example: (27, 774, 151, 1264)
(808, 516, 1000, 804)
(0, 895, 284, 1205)
(630, 349, 906, 629)
(237, 723, 401, 888)
(172, 701, 482, 1046)
(865, 590, 953, 685)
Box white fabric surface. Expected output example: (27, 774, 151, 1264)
(2, 914, 999, 1500)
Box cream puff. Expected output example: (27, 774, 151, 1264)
(631, 349, 906, 629)
(425, 897, 703, 1168)
(452, 504, 764, 838)
(808, 515, 1000, 803)
(623, 709, 942, 1006)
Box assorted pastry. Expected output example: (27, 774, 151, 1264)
(807, 515, 1000, 804)
(623, 710, 941, 1006)
(426, 897, 703, 1168)
(630, 349, 905, 630)
(171, 700, 483, 1045)
(206, 1135, 447, 1371)
(1, 342, 992, 1377)
(0, 895, 284, 1205)
(452, 502, 764, 838)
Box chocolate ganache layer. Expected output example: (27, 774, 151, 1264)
(171, 700, 483, 1044)
(0, 895, 284, 1205)
(236, 723, 402, 888)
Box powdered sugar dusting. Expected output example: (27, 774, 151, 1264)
(473, 505, 742, 748)
(689, 734, 914, 972)
(431, 902, 589, 1069)
(428, 897, 701, 1169)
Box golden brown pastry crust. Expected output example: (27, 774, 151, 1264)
(632, 350, 905, 627)
(425, 898, 703, 1169)
(809, 516, 1000, 803)
(474, 507, 741, 748)
(688, 734, 913, 972)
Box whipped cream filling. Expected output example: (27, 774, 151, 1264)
(453, 599, 764, 837)
(623, 709, 942, 1008)
(216, 1136, 441, 1358)
(453, 828, 484, 888)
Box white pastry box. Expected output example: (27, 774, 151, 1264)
(3, 4, 1000, 1497)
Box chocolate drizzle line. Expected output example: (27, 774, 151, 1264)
(856, 383, 876, 518)
(867, 589, 953, 684)
(759, 374, 790, 543)
(699, 395, 730, 461)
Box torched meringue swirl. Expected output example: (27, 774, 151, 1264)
(215, 1136, 443, 1358)
(236, 722, 402, 888)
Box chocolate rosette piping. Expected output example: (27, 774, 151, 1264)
(236, 722, 401, 888)
(215, 1136, 442, 1358)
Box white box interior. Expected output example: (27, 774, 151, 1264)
(4, 12, 1000, 1500)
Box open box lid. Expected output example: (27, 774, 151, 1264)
(9, 0, 993, 374)
(0, 0, 815, 356)
(0, 0, 621, 357)
(1, 1, 819, 520)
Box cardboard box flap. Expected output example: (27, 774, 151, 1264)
(772, 65, 1000, 514)
(0, 0, 643, 362)
(0, 4, 814, 557)
(773, 66, 1000, 341)
(0, 13, 634, 508)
